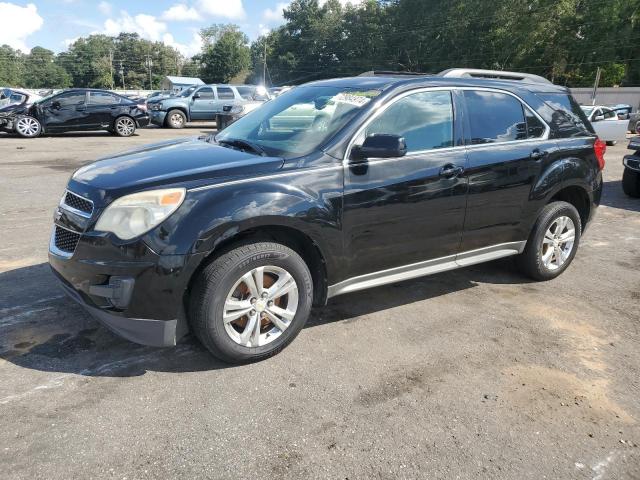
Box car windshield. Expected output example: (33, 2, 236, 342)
(215, 85, 380, 158)
(581, 106, 595, 116)
(179, 86, 198, 97)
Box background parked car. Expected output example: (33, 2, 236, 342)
(609, 104, 640, 133)
(623, 136, 640, 197)
(0, 88, 41, 111)
(146, 84, 270, 128)
(0, 89, 149, 138)
(581, 105, 629, 145)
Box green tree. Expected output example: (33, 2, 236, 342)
(199, 25, 250, 83)
(22, 47, 71, 88)
(0, 45, 25, 86)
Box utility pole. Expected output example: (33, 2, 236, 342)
(263, 41, 267, 86)
(145, 54, 153, 90)
(591, 67, 601, 106)
(119, 60, 125, 90)
(109, 49, 114, 89)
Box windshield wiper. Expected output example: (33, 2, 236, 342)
(216, 138, 268, 157)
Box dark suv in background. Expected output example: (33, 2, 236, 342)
(0, 88, 149, 138)
(49, 69, 604, 363)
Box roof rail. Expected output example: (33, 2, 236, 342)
(358, 70, 430, 78)
(439, 68, 552, 85)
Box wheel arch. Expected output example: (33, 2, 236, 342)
(186, 223, 330, 307)
(165, 106, 190, 122)
(548, 184, 591, 231)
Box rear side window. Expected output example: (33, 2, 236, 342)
(236, 86, 255, 100)
(89, 92, 120, 105)
(602, 108, 616, 119)
(464, 91, 527, 144)
(535, 93, 593, 137)
(217, 87, 235, 100)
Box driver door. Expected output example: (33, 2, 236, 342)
(342, 89, 468, 278)
(190, 87, 215, 120)
(42, 91, 87, 131)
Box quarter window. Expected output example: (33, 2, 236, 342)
(196, 87, 214, 99)
(363, 90, 454, 153)
(217, 87, 235, 100)
(464, 91, 527, 144)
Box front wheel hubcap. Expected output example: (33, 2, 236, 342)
(223, 266, 299, 348)
(541, 216, 575, 270)
(170, 113, 183, 126)
(17, 117, 39, 136)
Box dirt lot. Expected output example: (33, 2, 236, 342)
(1, 127, 639, 479)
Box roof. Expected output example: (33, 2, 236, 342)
(165, 76, 204, 85)
(304, 74, 568, 95)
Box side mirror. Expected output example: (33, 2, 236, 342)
(351, 134, 407, 161)
(192, 92, 201, 99)
(593, 114, 604, 122)
(51, 101, 61, 110)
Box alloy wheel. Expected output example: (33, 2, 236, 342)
(16, 117, 40, 137)
(223, 266, 299, 348)
(540, 216, 575, 271)
(116, 117, 135, 136)
(169, 112, 184, 128)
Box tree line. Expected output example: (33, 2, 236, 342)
(0, 0, 637, 90)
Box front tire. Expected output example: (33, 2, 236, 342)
(113, 116, 136, 137)
(165, 109, 186, 129)
(14, 116, 41, 138)
(189, 242, 313, 364)
(516, 201, 581, 281)
(622, 168, 640, 197)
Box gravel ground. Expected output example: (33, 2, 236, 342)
(0, 127, 639, 479)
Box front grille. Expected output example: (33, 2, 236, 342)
(63, 191, 93, 216)
(54, 226, 81, 254)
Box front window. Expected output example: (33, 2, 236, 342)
(179, 86, 198, 97)
(216, 86, 380, 158)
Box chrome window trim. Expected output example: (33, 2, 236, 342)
(343, 86, 551, 164)
(60, 190, 94, 218)
(327, 241, 527, 298)
(49, 223, 81, 259)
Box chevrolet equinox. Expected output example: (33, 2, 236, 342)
(49, 69, 604, 363)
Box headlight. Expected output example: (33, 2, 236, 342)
(151, 103, 162, 111)
(95, 188, 185, 240)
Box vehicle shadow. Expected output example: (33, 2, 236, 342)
(0, 258, 528, 378)
(600, 180, 640, 212)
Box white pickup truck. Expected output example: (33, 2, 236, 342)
(581, 105, 629, 145)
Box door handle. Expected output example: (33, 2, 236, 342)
(530, 149, 547, 160)
(439, 164, 464, 178)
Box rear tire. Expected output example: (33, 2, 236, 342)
(189, 242, 313, 364)
(113, 116, 136, 137)
(516, 201, 581, 281)
(165, 109, 186, 129)
(14, 116, 41, 138)
(622, 168, 640, 197)
(606, 140, 617, 146)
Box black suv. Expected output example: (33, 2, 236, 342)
(49, 70, 604, 363)
(0, 89, 149, 138)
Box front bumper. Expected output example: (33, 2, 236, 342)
(48, 205, 200, 346)
(149, 110, 167, 126)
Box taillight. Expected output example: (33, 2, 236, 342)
(593, 138, 606, 170)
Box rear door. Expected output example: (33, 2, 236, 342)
(459, 89, 557, 253)
(86, 91, 122, 128)
(190, 87, 215, 119)
(213, 86, 238, 114)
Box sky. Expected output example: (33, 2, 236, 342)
(0, 0, 350, 57)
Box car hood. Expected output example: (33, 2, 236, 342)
(68, 137, 285, 203)
(0, 103, 27, 115)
